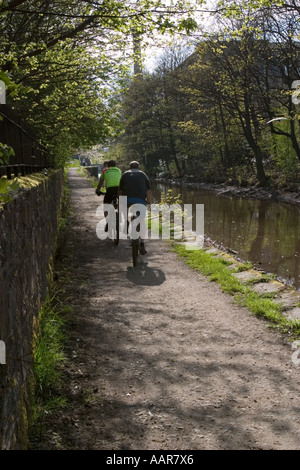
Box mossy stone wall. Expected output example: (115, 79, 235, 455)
(0, 170, 64, 449)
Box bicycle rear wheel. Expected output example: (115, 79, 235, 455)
(132, 238, 139, 267)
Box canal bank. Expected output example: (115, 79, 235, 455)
(155, 178, 300, 206)
(173, 241, 300, 333)
(153, 179, 300, 292)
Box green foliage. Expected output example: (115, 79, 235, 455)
(33, 293, 67, 395)
(160, 189, 182, 205)
(0, 142, 15, 164)
(32, 170, 72, 422)
(0, 178, 19, 206)
(117, 1, 300, 186)
(175, 245, 245, 294)
(271, 121, 300, 182)
(31, 291, 70, 429)
(118, 46, 194, 175)
(0, 0, 206, 167)
(0, 71, 19, 97)
(0, 142, 19, 205)
(2, 0, 299, 180)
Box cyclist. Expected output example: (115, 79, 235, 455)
(102, 160, 109, 174)
(119, 161, 151, 254)
(95, 159, 122, 231)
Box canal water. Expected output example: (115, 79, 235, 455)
(152, 182, 300, 291)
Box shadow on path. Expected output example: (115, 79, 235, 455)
(126, 262, 166, 286)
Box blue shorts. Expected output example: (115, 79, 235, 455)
(127, 197, 146, 206)
(126, 198, 147, 220)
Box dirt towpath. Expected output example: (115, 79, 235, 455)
(32, 168, 300, 450)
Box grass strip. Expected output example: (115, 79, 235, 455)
(33, 293, 68, 407)
(31, 169, 71, 426)
(173, 242, 300, 339)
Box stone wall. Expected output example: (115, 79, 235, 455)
(0, 169, 64, 449)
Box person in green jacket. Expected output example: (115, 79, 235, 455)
(96, 159, 122, 203)
(96, 159, 122, 232)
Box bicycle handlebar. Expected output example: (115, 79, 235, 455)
(96, 190, 149, 205)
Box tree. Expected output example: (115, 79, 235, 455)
(119, 44, 194, 176)
(253, 9, 300, 162)
(0, 0, 205, 165)
(184, 0, 300, 185)
(116, 1, 300, 186)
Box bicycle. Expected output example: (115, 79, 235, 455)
(97, 190, 119, 245)
(128, 204, 147, 268)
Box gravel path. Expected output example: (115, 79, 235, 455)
(32, 168, 300, 450)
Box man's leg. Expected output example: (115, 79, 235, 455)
(103, 188, 118, 232)
(127, 203, 147, 254)
(139, 240, 147, 254)
(138, 206, 147, 254)
(103, 194, 109, 232)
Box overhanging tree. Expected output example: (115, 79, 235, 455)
(0, 0, 205, 165)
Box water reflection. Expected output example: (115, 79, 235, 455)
(152, 183, 300, 290)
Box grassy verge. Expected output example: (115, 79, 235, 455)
(173, 242, 300, 339)
(32, 293, 69, 420)
(31, 169, 72, 431)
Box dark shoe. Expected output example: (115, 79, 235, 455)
(139, 243, 147, 255)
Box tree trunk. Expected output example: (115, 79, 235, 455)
(243, 124, 267, 185)
(218, 102, 230, 169)
(243, 94, 268, 185)
(167, 121, 182, 176)
(290, 117, 300, 161)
